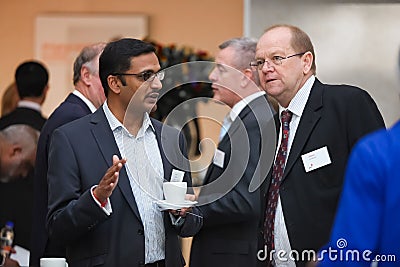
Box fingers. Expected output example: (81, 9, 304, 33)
(185, 194, 196, 201)
(95, 155, 126, 201)
(113, 154, 119, 164)
(168, 207, 192, 217)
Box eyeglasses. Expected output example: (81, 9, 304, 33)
(113, 70, 165, 82)
(249, 52, 306, 70)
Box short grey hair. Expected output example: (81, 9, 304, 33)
(0, 124, 39, 146)
(73, 42, 107, 85)
(218, 37, 258, 70)
(218, 37, 260, 85)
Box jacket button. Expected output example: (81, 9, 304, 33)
(138, 229, 144, 235)
(138, 261, 145, 266)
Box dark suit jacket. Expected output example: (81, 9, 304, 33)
(190, 95, 275, 267)
(30, 93, 92, 267)
(261, 78, 385, 267)
(0, 106, 46, 251)
(0, 106, 46, 131)
(46, 107, 202, 267)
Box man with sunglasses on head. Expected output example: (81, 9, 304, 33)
(254, 25, 385, 267)
(46, 38, 202, 267)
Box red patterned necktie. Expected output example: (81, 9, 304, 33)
(264, 110, 293, 264)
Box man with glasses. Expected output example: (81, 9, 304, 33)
(254, 25, 385, 266)
(46, 38, 202, 267)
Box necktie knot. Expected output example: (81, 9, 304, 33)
(281, 110, 292, 127)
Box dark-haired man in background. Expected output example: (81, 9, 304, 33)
(0, 60, 49, 131)
(0, 60, 48, 251)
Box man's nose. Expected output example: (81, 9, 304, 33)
(150, 77, 162, 90)
(209, 68, 218, 82)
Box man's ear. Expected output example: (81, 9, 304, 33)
(9, 144, 22, 158)
(81, 66, 91, 86)
(240, 69, 253, 87)
(302, 52, 313, 74)
(107, 75, 121, 95)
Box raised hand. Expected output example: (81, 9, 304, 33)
(93, 155, 126, 204)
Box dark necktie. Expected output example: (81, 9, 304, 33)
(264, 110, 293, 262)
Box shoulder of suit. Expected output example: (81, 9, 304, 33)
(320, 82, 369, 97)
(43, 104, 89, 134)
(55, 111, 93, 134)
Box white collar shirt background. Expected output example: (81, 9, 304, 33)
(219, 91, 266, 141)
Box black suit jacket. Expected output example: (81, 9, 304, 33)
(261, 78, 385, 266)
(46, 107, 202, 267)
(190, 95, 275, 267)
(30, 93, 92, 267)
(0, 106, 45, 250)
(0, 106, 46, 131)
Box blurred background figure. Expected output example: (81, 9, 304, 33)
(1, 82, 20, 117)
(30, 42, 106, 267)
(0, 60, 49, 258)
(315, 47, 400, 267)
(0, 124, 40, 251)
(0, 60, 49, 131)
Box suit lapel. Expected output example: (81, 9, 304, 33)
(202, 99, 255, 185)
(90, 108, 142, 221)
(282, 79, 323, 181)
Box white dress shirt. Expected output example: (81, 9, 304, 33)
(273, 75, 315, 266)
(219, 91, 266, 140)
(72, 89, 97, 113)
(102, 102, 165, 264)
(17, 100, 42, 112)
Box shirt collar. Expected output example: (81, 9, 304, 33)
(73, 90, 97, 113)
(17, 100, 41, 112)
(229, 91, 266, 121)
(102, 101, 155, 137)
(278, 75, 315, 117)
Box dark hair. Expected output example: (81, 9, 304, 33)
(99, 38, 156, 97)
(73, 43, 106, 85)
(15, 61, 49, 98)
(265, 24, 316, 74)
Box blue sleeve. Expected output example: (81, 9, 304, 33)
(319, 136, 384, 267)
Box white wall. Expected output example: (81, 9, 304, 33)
(246, 0, 400, 127)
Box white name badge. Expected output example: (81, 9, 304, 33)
(213, 149, 225, 168)
(301, 146, 331, 172)
(170, 169, 185, 182)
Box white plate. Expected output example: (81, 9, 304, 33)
(155, 200, 198, 211)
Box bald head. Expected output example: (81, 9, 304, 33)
(0, 125, 39, 182)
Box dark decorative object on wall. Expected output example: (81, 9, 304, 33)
(145, 38, 214, 157)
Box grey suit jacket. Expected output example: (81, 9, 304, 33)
(46, 107, 202, 267)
